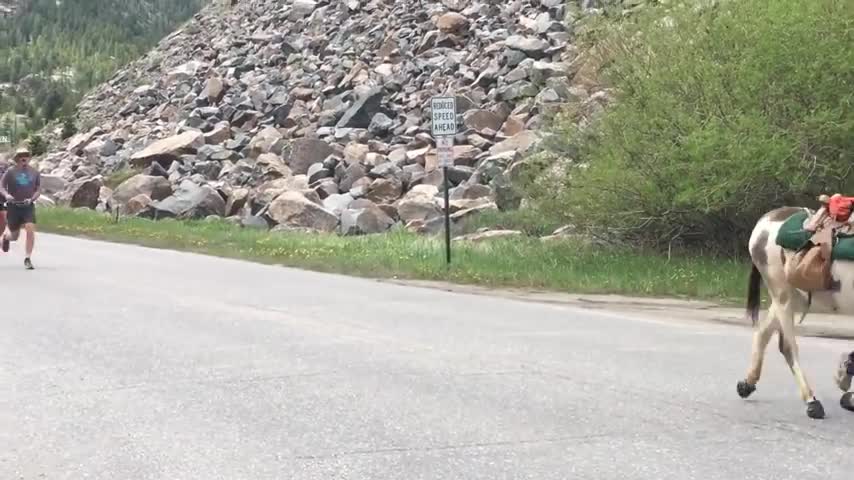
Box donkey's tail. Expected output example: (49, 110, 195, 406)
(746, 263, 762, 326)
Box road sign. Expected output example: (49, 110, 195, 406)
(430, 96, 457, 137)
(436, 135, 453, 168)
(0, 115, 18, 146)
(431, 95, 458, 266)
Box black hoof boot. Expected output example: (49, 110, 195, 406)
(840, 393, 854, 412)
(737, 380, 756, 399)
(807, 399, 825, 419)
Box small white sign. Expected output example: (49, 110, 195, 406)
(431, 96, 457, 137)
(437, 135, 453, 168)
(0, 135, 8, 144)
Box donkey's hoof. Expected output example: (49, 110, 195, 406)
(807, 399, 826, 419)
(737, 380, 756, 399)
(840, 393, 854, 412)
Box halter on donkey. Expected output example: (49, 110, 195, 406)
(738, 195, 854, 419)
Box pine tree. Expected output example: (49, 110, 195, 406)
(0, 0, 205, 123)
(61, 115, 77, 140)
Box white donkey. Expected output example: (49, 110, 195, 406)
(738, 205, 854, 419)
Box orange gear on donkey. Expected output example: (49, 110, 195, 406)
(804, 193, 854, 235)
(828, 194, 854, 222)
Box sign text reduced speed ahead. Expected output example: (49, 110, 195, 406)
(431, 96, 457, 137)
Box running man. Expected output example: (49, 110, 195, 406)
(0, 146, 41, 269)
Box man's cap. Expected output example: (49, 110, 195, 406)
(13, 147, 31, 160)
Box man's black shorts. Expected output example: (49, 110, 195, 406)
(7, 202, 35, 230)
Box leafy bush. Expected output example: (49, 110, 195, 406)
(61, 116, 77, 140)
(536, 0, 853, 255)
(26, 134, 47, 156)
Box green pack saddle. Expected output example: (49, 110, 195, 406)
(776, 210, 854, 260)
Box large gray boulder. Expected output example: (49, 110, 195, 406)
(39, 175, 68, 196)
(112, 174, 174, 205)
(265, 191, 338, 232)
(396, 184, 442, 224)
(336, 87, 384, 129)
(57, 177, 104, 209)
(339, 199, 395, 235)
(150, 180, 226, 219)
(130, 131, 205, 167)
(288, 139, 335, 175)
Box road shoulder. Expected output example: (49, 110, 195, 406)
(380, 278, 854, 340)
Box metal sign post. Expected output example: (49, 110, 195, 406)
(431, 96, 457, 265)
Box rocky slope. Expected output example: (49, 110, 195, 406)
(32, 0, 608, 236)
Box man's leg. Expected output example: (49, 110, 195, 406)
(0, 210, 6, 252)
(24, 222, 34, 268)
(4, 207, 22, 260)
(4, 204, 20, 246)
(22, 205, 35, 269)
(4, 226, 20, 262)
(6, 227, 20, 242)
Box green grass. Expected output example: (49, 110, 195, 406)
(37, 207, 751, 304)
(455, 208, 567, 238)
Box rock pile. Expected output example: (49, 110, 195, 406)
(37, 0, 600, 235)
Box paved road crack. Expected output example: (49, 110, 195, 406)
(291, 432, 621, 460)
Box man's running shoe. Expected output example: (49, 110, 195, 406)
(24, 257, 33, 270)
(1, 236, 8, 252)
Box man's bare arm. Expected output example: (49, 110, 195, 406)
(30, 173, 40, 202)
(0, 170, 12, 200)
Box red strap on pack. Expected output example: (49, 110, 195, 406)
(828, 194, 854, 221)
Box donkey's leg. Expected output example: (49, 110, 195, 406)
(836, 352, 854, 412)
(777, 293, 824, 419)
(737, 303, 778, 398)
(834, 351, 854, 392)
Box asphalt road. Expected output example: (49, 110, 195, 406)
(3, 234, 854, 479)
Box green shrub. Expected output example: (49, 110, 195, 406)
(539, 0, 853, 255)
(26, 134, 47, 156)
(61, 116, 77, 140)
